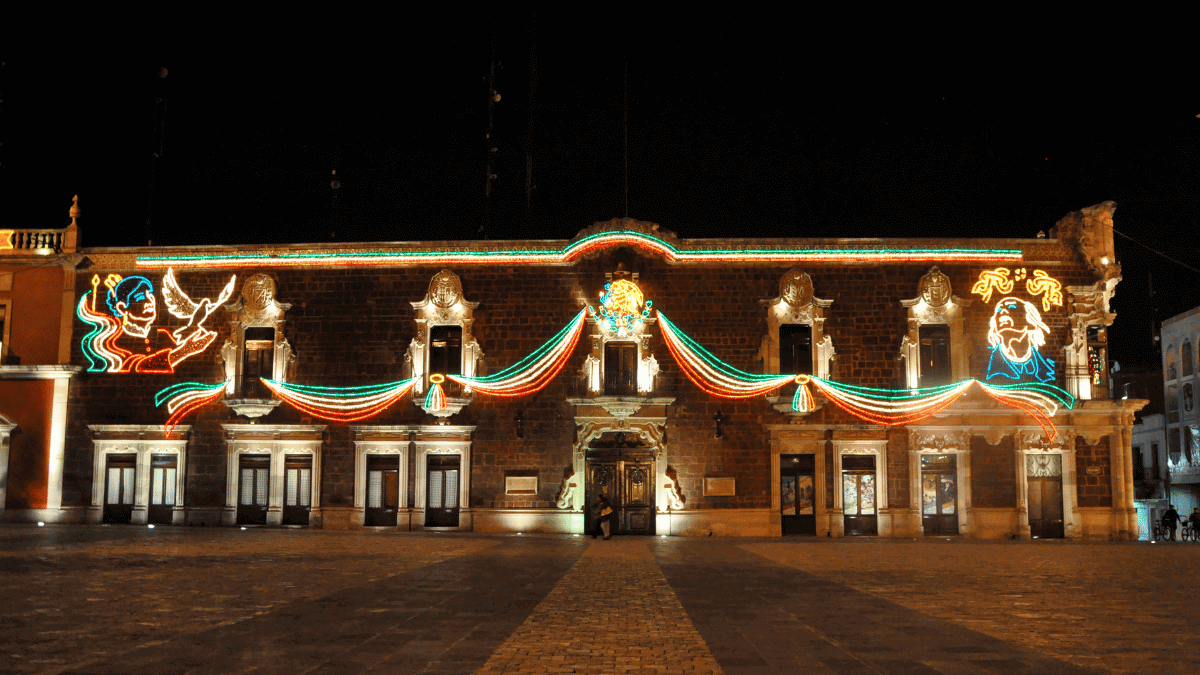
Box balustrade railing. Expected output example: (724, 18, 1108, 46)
(2, 228, 75, 254)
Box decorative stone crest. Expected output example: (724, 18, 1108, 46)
(780, 269, 814, 308)
(428, 270, 462, 309)
(919, 266, 951, 308)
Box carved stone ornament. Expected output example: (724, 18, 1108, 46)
(780, 269, 814, 308)
(242, 274, 278, 322)
(429, 269, 463, 309)
(919, 267, 952, 308)
(1016, 429, 1070, 453)
(908, 429, 968, 452)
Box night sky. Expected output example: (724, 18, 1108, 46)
(1, 22, 1196, 369)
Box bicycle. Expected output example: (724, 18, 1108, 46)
(1182, 522, 1198, 542)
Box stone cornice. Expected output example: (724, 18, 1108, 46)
(0, 365, 83, 380)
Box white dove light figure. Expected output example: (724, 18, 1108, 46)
(161, 268, 237, 341)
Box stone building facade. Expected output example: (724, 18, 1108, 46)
(2, 200, 1145, 539)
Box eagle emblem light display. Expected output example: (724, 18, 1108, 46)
(589, 278, 652, 337)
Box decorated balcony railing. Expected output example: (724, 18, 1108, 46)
(1, 228, 77, 254)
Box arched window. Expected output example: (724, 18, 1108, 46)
(1184, 341, 1194, 377)
(1166, 345, 1178, 381)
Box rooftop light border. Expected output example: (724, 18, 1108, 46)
(134, 230, 1025, 269)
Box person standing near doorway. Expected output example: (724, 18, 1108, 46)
(594, 495, 614, 540)
(1163, 504, 1181, 541)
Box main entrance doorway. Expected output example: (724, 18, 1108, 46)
(585, 438, 655, 536)
(921, 454, 958, 535)
(425, 454, 460, 527)
(841, 455, 878, 536)
(365, 455, 400, 527)
(780, 454, 816, 535)
(103, 453, 136, 524)
(1027, 454, 1064, 539)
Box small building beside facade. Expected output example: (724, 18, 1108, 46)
(2, 199, 1146, 539)
(1158, 307, 1200, 522)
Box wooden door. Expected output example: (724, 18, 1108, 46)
(1028, 477, 1064, 539)
(283, 455, 312, 525)
(620, 462, 654, 535)
(365, 455, 400, 527)
(425, 454, 460, 527)
(103, 454, 136, 524)
(841, 455, 878, 536)
(585, 457, 655, 536)
(921, 455, 958, 535)
(148, 454, 177, 525)
(781, 454, 816, 535)
(237, 455, 270, 525)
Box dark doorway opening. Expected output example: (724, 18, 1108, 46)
(237, 454, 270, 525)
(365, 454, 400, 527)
(1028, 477, 1065, 539)
(841, 454, 878, 536)
(425, 454, 460, 527)
(921, 454, 958, 535)
(103, 453, 136, 524)
(283, 454, 312, 525)
(780, 454, 816, 535)
(148, 454, 177, 525)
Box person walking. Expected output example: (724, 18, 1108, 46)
(1190, 508, 1200, 540)
(593, 495, 614, 540)
(1163, 504, 1182, 541)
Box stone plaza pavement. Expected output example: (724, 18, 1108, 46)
(1, 526, 1197, 674)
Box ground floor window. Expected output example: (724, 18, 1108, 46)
(238, 455, 270, 525)
(921, 454, 958, 535)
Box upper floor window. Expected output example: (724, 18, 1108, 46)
(221, 274, 295, 413)
(430, 325, 463, 376)
(918, 324, 951, 387)
(779, 324, 813, 375)
(760, 269, 834, 380)
(1168, 386, 1179, 424)
(604, 342, 639, 395)
(1087, 326, 1108, 399)
(242, 327, 275, 399)
(900, 267, 969, 389)
(1184, 341, 1194, 377)
(406, 270, 483, 402)
(1166, 345, 1178, 381)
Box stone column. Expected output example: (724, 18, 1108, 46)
(1109, 432, 1132, 540)
(1014, 450, 1031, 539)
(131, 448, 150, 525)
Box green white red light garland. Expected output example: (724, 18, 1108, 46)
(660, 312, 1073, 439)
(155, 379, 233, 435)
(447, 309, 587, 397)
(260, 378, 419, 423)
(135, 230, 1024, 269)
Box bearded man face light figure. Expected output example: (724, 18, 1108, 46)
(986, 296, 1056, 382)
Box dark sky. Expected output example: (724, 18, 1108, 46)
(1, 20, 1197, 368)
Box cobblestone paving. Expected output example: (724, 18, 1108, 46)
(2, 526, 1198, 674)
(0, 526, 495, 674)
(477, 539, 722, 675)
(744, 540, 1200, 675)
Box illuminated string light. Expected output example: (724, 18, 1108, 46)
(425, 382, 448, 412)
(77, 269, 235, 374)
(658, 313, 795, 398)
(155, 379, 232, 436)
(448, 309, 587, 397)
(261, 378, 419, 423)
(136, 231, 1025, 269)
(658, 313, 1070, 434)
